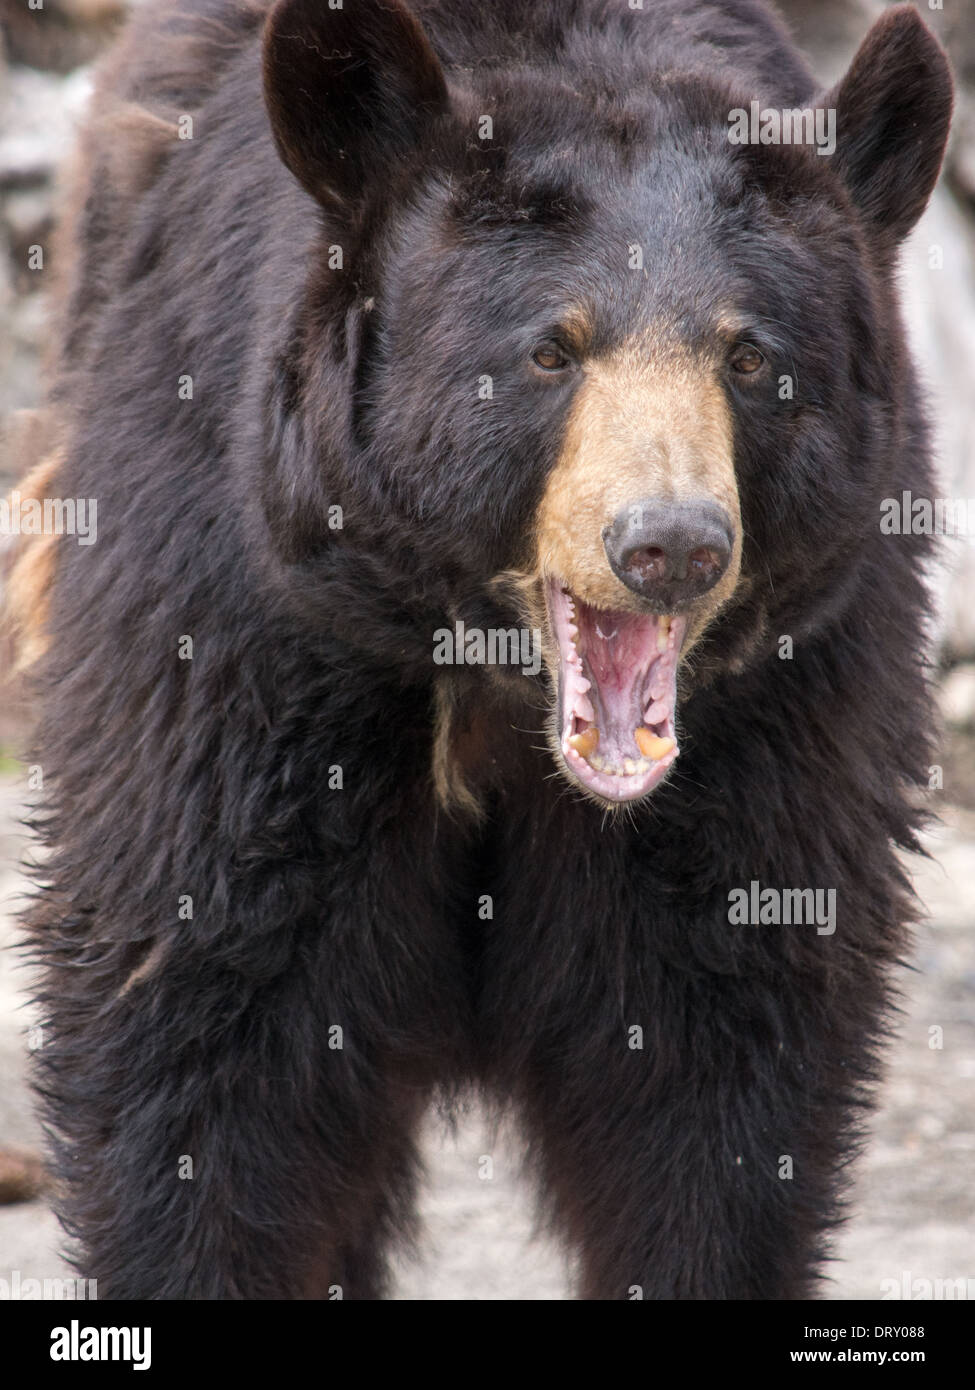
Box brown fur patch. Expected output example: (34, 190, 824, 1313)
(431, 571, 554, 818)
(115, 941, 169, 1001)
(91, 100, 181, 201)
(0, 1145, 49, 1205)
(2, 440, 66, 674)
(431, 679, 486, 820)
(534, 339, 742, 651)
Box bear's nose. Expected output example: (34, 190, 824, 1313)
(603, 498, 735, 610)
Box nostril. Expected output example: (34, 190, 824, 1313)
(623, 543, 728, 585)
(624, 546, 668, 582)
(687, 546, 727, 581)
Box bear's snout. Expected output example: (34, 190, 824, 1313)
(602, 498, 734, 611)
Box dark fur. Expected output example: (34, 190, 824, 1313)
(23, 0, 951, 1298)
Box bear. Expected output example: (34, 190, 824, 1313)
(5, 0, 952, 1299)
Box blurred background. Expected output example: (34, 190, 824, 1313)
(0, 0, 972, 1298)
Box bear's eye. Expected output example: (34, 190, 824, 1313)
(531, 343, 572, 373)
(730, 344, 765, 375)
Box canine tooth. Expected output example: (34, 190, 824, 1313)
(657, 616, 672, 653)
(577, 695, 595, 722)
(634, 728, 676, 761)
(634, 727, 655, 757)
(624, 758, 637, 775)
(569, 728, 599, 759)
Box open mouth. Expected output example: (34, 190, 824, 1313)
(546, 577, 686, 803)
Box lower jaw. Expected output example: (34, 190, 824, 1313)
(559, 722, 679, 802)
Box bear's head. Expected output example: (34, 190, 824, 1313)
(260, 0, 951, 807)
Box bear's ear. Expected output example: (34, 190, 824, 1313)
(824, 5, 952, 246)
(262, 0, 448, 208)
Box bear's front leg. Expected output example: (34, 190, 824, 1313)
(33, 807, 469, 1301)
(484, 866, 891, 1300)
(36, 933, 430, 1297)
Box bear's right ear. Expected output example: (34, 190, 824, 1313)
(262, 0, 448, 208)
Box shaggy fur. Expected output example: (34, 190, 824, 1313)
(16, 0, 951, 1298)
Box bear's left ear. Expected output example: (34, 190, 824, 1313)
(824, 4, 952, 245)
(262, 0, 448, 209)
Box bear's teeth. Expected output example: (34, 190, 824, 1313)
(657, 616, 672, 653)
(634, 728, 676, 760)
(568, 728, 599, 759)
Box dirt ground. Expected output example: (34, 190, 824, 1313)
(0, 773, 972, 1300)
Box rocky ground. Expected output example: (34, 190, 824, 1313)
(0, 773, 972, 1300)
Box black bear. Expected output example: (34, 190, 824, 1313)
(7, 0, 952, 1298)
